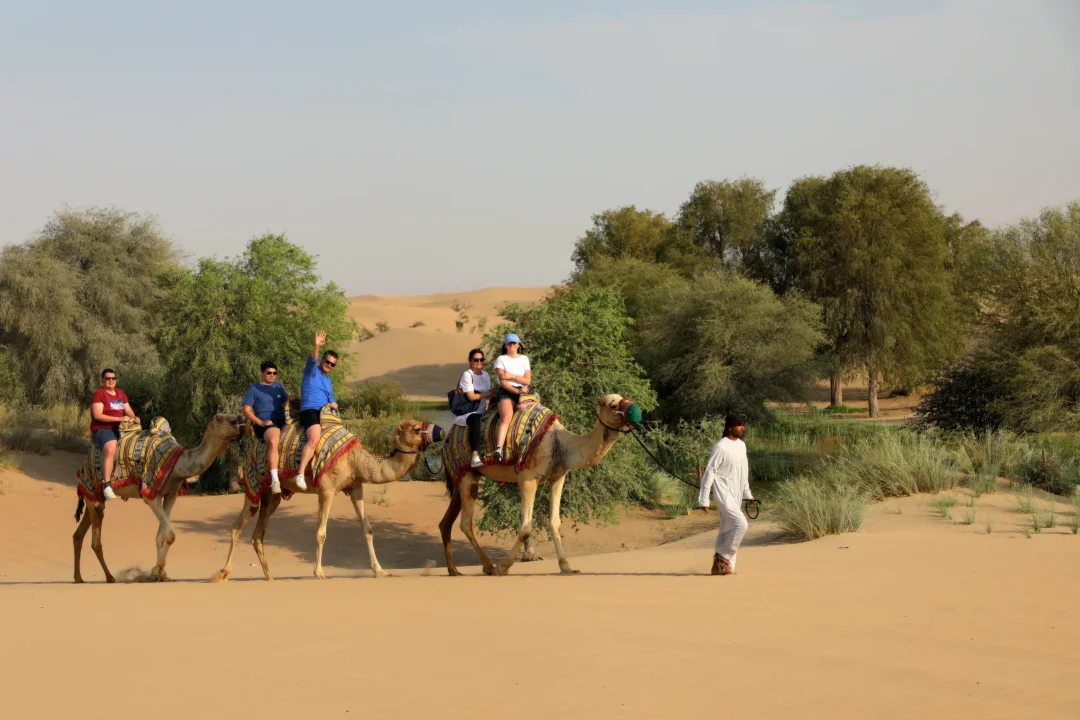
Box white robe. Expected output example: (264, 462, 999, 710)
(697, 436, 753, 570)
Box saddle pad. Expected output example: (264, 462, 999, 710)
(441, 398, 558, 487)
(240, 409, 358, 505)
(76, 417, 185, 501)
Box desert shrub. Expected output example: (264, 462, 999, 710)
(915, 353, 1006, 432)
(772, 474, 868, 541)
(844, 432, 961, 500)
(375, 321, 390, 333)
(0, 428, 53, 455)
(410, 320, 425, 328)
(341, 380, 409, 418)
(43, 402, 90, 438)
(951, 430, 1022, 480)
(358, 325, 376, 342)
(1017, 446, 1080, 496)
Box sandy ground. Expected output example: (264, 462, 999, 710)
(2, 449, 1079, 719)
(346, 286, 551, 398)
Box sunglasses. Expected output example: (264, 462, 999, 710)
(264, 370, 277, 375)
(470, 357, 484, 363)
(103, 376, 117, 381)
(323, 360, 336, 368)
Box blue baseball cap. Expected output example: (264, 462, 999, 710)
(504, 333, 521, 344)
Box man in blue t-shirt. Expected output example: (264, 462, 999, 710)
(296, 331, 339, 491)
(242, 361, 291, 494)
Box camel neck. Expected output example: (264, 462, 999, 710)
(556, 418, 621, 470)
(173, 427, 231, 479)
(347, 444, 419, 485)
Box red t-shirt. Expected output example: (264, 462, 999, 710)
(90, 388, 129, 433)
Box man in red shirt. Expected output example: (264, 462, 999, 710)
(90, 368, 139, 500)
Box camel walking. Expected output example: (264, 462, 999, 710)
(210, 419, 440, 581)
(73, 413, 244, 583)
(439, 393, 640, 576)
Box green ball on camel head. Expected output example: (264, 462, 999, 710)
(624, 403, 643, 427)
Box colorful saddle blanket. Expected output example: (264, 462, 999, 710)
(239, 408, 358, 505)
(76, 417, 186, 501)
(441, 394, 558, 487)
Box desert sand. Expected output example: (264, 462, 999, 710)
(346, 286, 551, 397)
(2, 445, 1079, 719)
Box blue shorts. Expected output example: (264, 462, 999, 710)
(93, 427, 120, 450)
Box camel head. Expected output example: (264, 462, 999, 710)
(209, 413, 245, 445)
(596, 394, 642, 431)
(389, 419, 444, 455)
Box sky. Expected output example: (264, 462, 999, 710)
(2, 0, 1078, 295)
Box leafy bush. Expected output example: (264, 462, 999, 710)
(340, 380, 409, 418)
(915, 353, 1006, 432)
(477, 285, 658, 534)
(375, 321, 390, 333)
(772, 474, 868, 541)
(1017, 446, 1080, 496)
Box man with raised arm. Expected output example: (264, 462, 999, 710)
(295, 332, 338, 491)
(698, 414, 757, 575)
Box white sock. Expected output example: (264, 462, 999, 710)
(270, 469, 279, 482)
(296, 474, 305, 483)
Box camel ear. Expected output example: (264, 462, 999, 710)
(596, 397, 604, 406)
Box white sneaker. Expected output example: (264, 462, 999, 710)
(103, 485, 117, 500)
(493, 447, 504, 462)
(470, 454, 483, 468)
(294, 476, 308, 491)
(269, 479, 282, 495)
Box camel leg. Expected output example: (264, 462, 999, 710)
(210, 497, 256, 583)
(439, 488, 463, 576)
(73, 504, 92, 583)
(251, 494, 281, 581)
(521, 535, 543, 562)
(346, 485, 389, 578)
(88, 503, 115, 584)
(313, 487, 336, 580)
(145, 496, 176, 581)
(548, 474, 578, 574)
(458, 474, 495, 575)
(494, 478, 538, 576)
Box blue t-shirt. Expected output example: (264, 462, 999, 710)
(299, 356, 336, 411)
(242, 381, 288, 422)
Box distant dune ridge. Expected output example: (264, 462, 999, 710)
(346, 286, 552, 398)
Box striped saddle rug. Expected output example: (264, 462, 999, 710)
(441, 394, 558, 487)
(76, 417, 186, 502)
(240, 408, 358, 505)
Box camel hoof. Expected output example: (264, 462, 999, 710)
(482, 564, 494, 576)
(520, 552, 543, 562)
(105, 576, 116, 584)
(559, 566, 579, 575)
(209, 570, 229, 583)
(74, 576, 84, 584)
(491, 564, 510, 576)
(314, 570, 326, 580)
(447, 568, 463, 577)
(265, 574, 275, 581)
(374, 570, 392, 578)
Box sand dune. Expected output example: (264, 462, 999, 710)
(2, 448, 1079, 718)
(346, 286, 551, 397)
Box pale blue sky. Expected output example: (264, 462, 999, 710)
(2, 1, 1078, 294)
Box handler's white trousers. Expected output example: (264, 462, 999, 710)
(712, 486, 748, 570)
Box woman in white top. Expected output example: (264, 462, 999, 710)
(455, 348, 494, 468)
(492, 333, 531, 462)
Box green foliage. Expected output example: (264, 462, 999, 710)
(1017, 445, 1080, 497)
(153, 234, 356, 443)
(476, 285, 657, 533)
(0, 208, 178, 403)
(933, 494, 957, 518)
(771, 474, 868, 542)
(340, 380, 409, 418)
(962, 510, 977, 525)
(571, 206, 672, 273)
(915, 352, 1007, 432)
(375, 321, 390, 333)
(672, 177, 776, 272)
(638, 272, 824, 421)
(1015, 485, 1036, 514)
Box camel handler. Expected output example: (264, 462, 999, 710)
(89, 368, 140, 501)
(697, 414, 757, 575)
(242, 361, 290, 495)
(295, 331, 338, 491)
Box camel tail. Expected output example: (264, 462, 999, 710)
(443, 467, 454, 497)
(74, 496, 85, 522)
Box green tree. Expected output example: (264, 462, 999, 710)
(0, 208, 178, 403)
(571, 206, 672, 273)
(153, 234, 357, 441)
(786, 166, 965, 416)
(638, 272, 824, 421)
(476, 285, 658, 533)
(672, 177, 776, 271)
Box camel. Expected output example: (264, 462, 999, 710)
(439, 393, 640, 576)
(73, 413, 244, 583)
(210, 419, 440, 582)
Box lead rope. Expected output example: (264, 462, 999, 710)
(620, 424, 760, 519)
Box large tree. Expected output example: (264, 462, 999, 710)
(788, 165, 965, 416)
(153, 234, 356, 440)
(0, 208, 179, 403)
(670, 177, 776, 273)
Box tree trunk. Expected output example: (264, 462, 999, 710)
(867, 368, 880, 418)
(829, 374, 843, 407)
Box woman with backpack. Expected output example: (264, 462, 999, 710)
(451, 347, 495, 468)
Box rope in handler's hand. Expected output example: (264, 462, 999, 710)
(626, 428, 761, 519)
